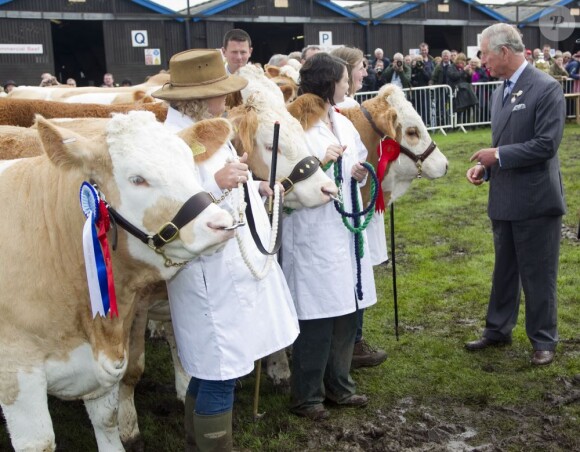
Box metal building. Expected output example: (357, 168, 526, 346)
(0, 0, 186, 87)
(1, 0, 578, 87)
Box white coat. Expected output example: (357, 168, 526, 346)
(282, 108, 377, 320)
(335, 98, 388, 267)
(164, 107, 299, 381)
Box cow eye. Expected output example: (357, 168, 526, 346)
(129, 175, 147, 185)
(265, 145, 273, 152)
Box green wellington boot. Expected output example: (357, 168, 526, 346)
(184, 392, 197, 451)
(193, 410, 233, 452)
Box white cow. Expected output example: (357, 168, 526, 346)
(6, 73, 169, 104)
(0, 111, 235, 451)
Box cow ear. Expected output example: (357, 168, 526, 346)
(178, 118, 233, 163)
(383, 108, 400, 142)
(35, 115, 93, 168)
(279, 85, 294, 103)
(264, 65, 281, 78)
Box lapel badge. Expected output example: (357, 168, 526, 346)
(511, 90, 523, 104)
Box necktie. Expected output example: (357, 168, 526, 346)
(502, 80, 512, 105)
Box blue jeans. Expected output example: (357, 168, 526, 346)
(187, 377, 236, 415)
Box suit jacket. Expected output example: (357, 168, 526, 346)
(488, 63, 566, 221)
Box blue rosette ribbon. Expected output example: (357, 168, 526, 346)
(79, 181, 112, 318)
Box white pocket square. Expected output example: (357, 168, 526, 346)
(512, 104, 526, 111)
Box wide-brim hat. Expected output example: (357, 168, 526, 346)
(152, 49, 247, 101)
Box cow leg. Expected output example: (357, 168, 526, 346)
(118, 287, 151, 448)
(163, 319, 189, 402)
(265, 348, 291, 388)
(83, 385, 124, 452)
(1, 368, 56, 452)
(148, 295, 188, 403)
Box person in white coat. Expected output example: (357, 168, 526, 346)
(283, 52, 377, 421)
(331, 46, 389, 369)
(152, 49, 299, 451)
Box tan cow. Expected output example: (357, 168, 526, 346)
(0, 111, 235, 451)
(0, 98, 168, 127)
(340, 84, 448, 204)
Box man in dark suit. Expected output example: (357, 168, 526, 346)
(465, 23, 566, 366)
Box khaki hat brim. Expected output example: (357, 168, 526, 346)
(151, 74, 248, 101)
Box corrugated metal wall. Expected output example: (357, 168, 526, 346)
(205, 22, 236, 49)
(220, 0, 330, 18)
(304, 23, 365, 50)
(370, 24, 405, 60)
(0, 18, 53, 86)
(103, 20, 174, 84)
(0, 0, 156, 14)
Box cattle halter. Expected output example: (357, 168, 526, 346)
(360, 105, 437, 178)
(90, 182, 214, 267)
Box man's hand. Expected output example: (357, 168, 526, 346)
(466, 164, 485, 185)
(214, 152, 249, 190)
(470, 147, 498, 169)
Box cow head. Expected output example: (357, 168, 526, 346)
(35, 112, 234, 279)
(229, 67, 337, 210)
(346, 85, 448, 204)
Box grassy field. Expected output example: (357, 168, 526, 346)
(1, 124, 579, 451)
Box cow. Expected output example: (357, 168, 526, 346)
(0, 111, 235, 452)
(264, 64, 300, 104)
(6, 73, 169, 104)
(0, 98, 168, 127)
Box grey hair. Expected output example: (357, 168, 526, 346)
(268, 54, 288, 67)
(481, 23, 524, 54)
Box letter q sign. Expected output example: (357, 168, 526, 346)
(132, 30, 149, 47)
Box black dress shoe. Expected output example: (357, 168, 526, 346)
(531, 350, 554, 366)
(465, 337, 512, 351)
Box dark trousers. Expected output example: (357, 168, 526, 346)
(290, 311, 357, 408)
(484, 216, 561, 351)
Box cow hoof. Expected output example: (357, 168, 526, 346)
(123, 435, 145, 452)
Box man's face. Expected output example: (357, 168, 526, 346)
(420, 45, 429, 58)
(441, 52, 450, 64)
(375, 49, 383, 60)
(103, 74, 113, 86)
(480, 38, 506, 78)
(543, 47, 551, 58)
(533, 49, 541, 60)
(222, 40, 252, 73)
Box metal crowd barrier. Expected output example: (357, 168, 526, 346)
(355, 78, 579, 134)
(354, 85, 455, 135)
(454, 81, 501, 132)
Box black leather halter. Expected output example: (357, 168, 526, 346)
(360, 105, 437, 178)
(279, 156, 321, 194)
(93, 182, 214, 251)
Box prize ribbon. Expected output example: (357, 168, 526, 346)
(375, 139, 400, 213)
(79, 182, 118, 318)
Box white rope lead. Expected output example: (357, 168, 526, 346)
(235, 183, 281, 280)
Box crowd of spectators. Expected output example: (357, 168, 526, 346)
(356, 42, 580, 126)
